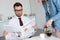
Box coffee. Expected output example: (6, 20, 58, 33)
(45, 31, 52, 37)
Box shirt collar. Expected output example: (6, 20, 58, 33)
(15, 15, 23, 19)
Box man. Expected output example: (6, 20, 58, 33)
(3, 2, 37, 40)
(41, 0, 60, 38)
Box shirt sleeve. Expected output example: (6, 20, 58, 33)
(51, 0, 60, 21)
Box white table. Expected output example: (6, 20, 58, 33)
(25, 36, 60, 40)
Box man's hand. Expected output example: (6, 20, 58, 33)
(3, 31, 8, 36)
(33, 25, 38, 31)
(24, 28, 27, 32)
(44, 19, 53, 27)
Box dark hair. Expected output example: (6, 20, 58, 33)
(13, 2, 23, 8)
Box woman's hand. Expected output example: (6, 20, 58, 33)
(45, 19, 53, 27)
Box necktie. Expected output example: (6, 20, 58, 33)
(18, 18, 23, 26)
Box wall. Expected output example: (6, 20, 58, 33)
(29, 0, 46, 29)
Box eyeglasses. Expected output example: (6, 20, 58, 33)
(15, 9, 23, 12)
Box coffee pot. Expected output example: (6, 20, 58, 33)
(43, 26, 53, 37)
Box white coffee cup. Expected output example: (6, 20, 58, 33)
(40, 33, 46, 39)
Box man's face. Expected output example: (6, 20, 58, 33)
(14, 6, 23, 17)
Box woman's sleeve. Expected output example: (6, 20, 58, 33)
(51, 0, 60, 21)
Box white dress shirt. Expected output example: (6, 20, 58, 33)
(4, 15, 36, 40)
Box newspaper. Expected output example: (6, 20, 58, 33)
(3, 18, 35, 33)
